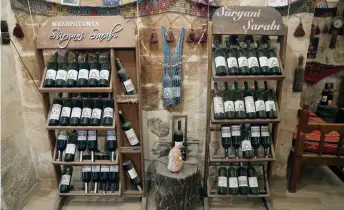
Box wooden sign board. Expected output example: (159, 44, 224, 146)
(36, 16, 136, 49)
(212, 6, 284, 35)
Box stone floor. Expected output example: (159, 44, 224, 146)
(23, 164, 344, 210)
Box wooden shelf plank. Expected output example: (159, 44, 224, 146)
(122, 190, 144, 197)
(120, 146, 141, 153)
(58, 191, 120, 196)
(46, 125, 115, 130)
(52, 150, 119, 166)
(116, 95, 138, 104)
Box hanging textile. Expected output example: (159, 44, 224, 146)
(161, 26, 184, 107)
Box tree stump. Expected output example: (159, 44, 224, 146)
(155, 156, 201, 210)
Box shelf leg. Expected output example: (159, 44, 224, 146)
(262, 197, 273, 210)
(203, 197, 209, 210)
(53, 196, 66, 210)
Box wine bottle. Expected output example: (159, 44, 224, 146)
(247, 165, 259, 195)
(90, 99, 103, 126)
(233, 81, 246, 119)
(163, 70, 173, 106)
(123, 160, 142, 191)
(82, 155, 92, 193)
(115, 58, 137, 95)
(236, 40, 249, 75)
(214, 40, 228, 76)
(91, 155, 101, 193)
(263, 81, 277, 118)
(106, 130, 117, 162)
(246, 40, 260, 75)
(48, 93, 63, 126)
(69, 98, 83, 126)
(241, 127, 253, 158)
(237, 163, 249, 195)
(256, 40, 270, 75)
(221, 125, 231, 158)
(59, 94, 73, 126)
(225, 38, 239, 75)
(266, 41, 281, 75)
(102, 96, 114, 126)
(66, 52, 79, 87)
(320, 83, 329, 105)
(77, 53, 90, 87)
(250, 125, 261, 158)
(56, 130, 67, 161)
(231, 125, 241, 158)
(80, 96, 93, 125)
(99, 52, 111, 87)
(88, 53, 100, 87)
(119, 110, 140, 146)
(243, 81, 256, 119)
(109, 165, 119, 192)
(217, 167, 228, 195)
(76, 130, 87, 162)
(87, 130, 98, 162)
(213, 82, 225, 120)
(44, 52, 58, 87)
(64, 132, 77, 162)
(100, 155, 110, 193)
(260, 124, 271, 158)
(55, 52, 69, 87)
(181, 144, 187, 161)
(173, 120, 183, 148)
(228, 166, 239, 195)
(59, 166, 73, 193)
(253, 81, 267, 119)
(223, 82, 235, 119)
(172, 71, 182, 104)
(328, 83, 334, 106)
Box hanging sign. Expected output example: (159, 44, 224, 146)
(36, 16, 136, 49)
(212, 6, 285, 35)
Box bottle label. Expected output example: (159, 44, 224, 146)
(265, 101, 276, 112)
(77, 131, 87, 141)
(268, 57, 279, 68)
(213, 97, 224, 114)
(175, 141, 183, 148)
(221, 126, 231, 138)
(238, 57, 249, 68)
(61, 107, 71, 118)
(163, 87, 173, 99)
(89, 69, 100, 80)
(92, 165, 100, 172)
(322, 95, 328, 102)
(67, 69, 78, 81)
(261, 126, 270, 137)
(173, 87, 181, 98)
(231, 125, 241, 136)
(229, 177, 238, 188)
(49, 104, 62, 120)
(255, 100, 266, 112)
(259, 56, 269, 67)
(217, 176, 227, 187)
(71, 107, 82, 118)
(224, 100, 235, 112)
(251, 126, 261, 137)
(45, 69, 57, 80)
(127, 168, 138, 179)
(107, 131, 116, 141)
(110, 165, 119, 172)
(241, 140, 252, 151)
(227, 57, 238, 68)
(100, 69, 110, 80)
(78, 69, 89, 80)
(81, 107, 92, 118)
(101, 166, 110, 172)
(56, 69, 68, 81)
(91, 108, 102, 120)
(249, 177, 258, 188)
(65, 144, 76, 154)
(58, 133, 67, 141)
(123, 79, 135, 92)
(88, 131, 97, 141)
(60, 175, 71, 185)
(124, 128, 139, 146)
(234, 100, 245, 112)
(244, 96, 256, 113)
(248, 57, 259, 68)
(238, 176, 248, 187)
(82, 166, 91, 172)
(103, 107, 113, 118)
(215, 56, 227, 68)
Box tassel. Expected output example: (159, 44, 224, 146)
(148, 28, 158, 44)
(323, 23, 329, 33)
(165, 28, 175, 42)
(13, 23, 24, 39)
(294, 22, 305, 37)
(186, 29, 196, 42)
(315, 25, 320, 35)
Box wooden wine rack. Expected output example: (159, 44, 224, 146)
(35, 16, 146, 210)
(204, 6, 287, 210)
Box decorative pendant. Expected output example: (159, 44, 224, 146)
(148, 28, 158, 44)
(165, 28, 175, 42)
(294, 22, 306, 38)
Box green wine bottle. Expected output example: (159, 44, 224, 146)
(256, 41, 270, 75)
(214, 40, 228, 76)
(59, 94, 73, 126)
(90, 98, 103, 126)
(250, 125, 261, 158)
(48, 93, 63, 126)
(102, 96, 114, 126)
(263, 81, 277, 118)
(213, 82, 225, 120)
(228, 166, 239, 195)
(266, 40, 281, 75)
(82, 155, 92, 193)
(260, 124, 271, 158)
(69, 98, 83, 125)
(237, 163, 249, 195)
(246, 40, 260, 75)
(76, 130, 87, 162)
(221, 125, 231, 158)
(44, 52, 58, 87)
(225, 37, 239, 75)
(77, 53, 90, 87)
(59, 166, 73, 193)
(80, 96, 93, 125)
(91, 155, 101, 193)
(99, 52, 111, 87)
(56, 130, 67, 161)
(253, 81, 267, 119)
(223, 82, 235, 119)
(234, 81, 246, 119)
(55, 52, 69, 87)
(87, 130, 98, 162)
(88, 53, 100, 87)
(241, 128, 253, 159)
(109, 165, 119, 192)
(106, 130, 117, 162)
(64, 131, 77, 162)
(247, 165, 259, 195)
(231, 125, 241, 158)
(119, 110, 140, 146)
(100, 155, 110, 193)
(243, 81, 256, 119)
(115, 58, 137, 95)
(217, 167, 228, 195)
(236, 40, 249, 75)
(66, 52, 79, 87)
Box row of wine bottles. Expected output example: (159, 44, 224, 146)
(217, 164, 260, 195)
(44, 52, 137, 95)
(214, 37, 281, 76)
(48, 94, 113, 126)
(56, 130, 117, 162)
(220, 124, 271, 158)
(213, 81, 277, 120)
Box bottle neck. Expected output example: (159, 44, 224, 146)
(84, 54, 89, 62)
(119, 111, 127, 123)
(254, 82, 259, 90)
(244, 82, 249, 90)
(94, 54, 99, 62)
(115, 59, 122, 70)
(177, 121, 181, 130)
(63, 52, 69, 62)
(74, 53, 79, 62)
(214, 83, 219, 92)
(234, 82, 239, 91)
(264, 82, 269, 91)
(53, 52, 58, 62)
(224, 83, 229, 91)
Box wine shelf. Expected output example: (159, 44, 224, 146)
(116, 95, 138, 104)
(46, 125, 115, 131)
(120, 146, 141, 153)
(58, 182, 121, 196)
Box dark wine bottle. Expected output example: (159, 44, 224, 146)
(90, 99, 103, 126)
(69, 98, 83, 125)
(221, 125, 231, 158)
(99, 52, 111, 87)
(80, 96, 93, 125)
(44, 52, 58, 87)
(237, 163, 249, 195)
(66, 52, 79, 87)
(328, 83, 334, 106)
(213, 82, 225, 120)
(223, 82, 235, 119)
(64, 132, 77, 162)
(320, 83, 329, 105)
(217, 167, 228, 195)
(241, 128, 253, 159)
(234, 81, 246, 119)
(48, 93, 63, 126)
(260, 124, 271, 158)
(123, 160, 142, 191)
(88, 53, 100, 87)
(76, 130, 87, 162)
(231, 125, 241, 158)
(228, 166, 239, 195)
(172, 71, 182, 104)
(59, 94, 73, 126)
(82, 155, 92, 193)
(225, 38, 239, 75)
(91, 155, 101, 193)
(109, 165, 119, 192)
(102, 96, 114, 126)
(115, 58, 137, 95)
(243, 81, 256, 119)
(56, 130, 67, 161)
(77, 53, 90, 87)
(106, 130, 117, 162)
(253, 81, 267, 119)
(246, 40, 260, 75)
(100, 155, 110, 193)
(87, 130, 98, 162)
(59, 166, 73, 193)
(263, 81, 277, 118)
(266, 41, 281, 75)
(236, 40, 249, 75)
(250, 125, 261, 158)
(247, 165, 259, 195)
(214, 40, 228, 76)
(55, 52, 69, 87)
(119, 110, 140, 146)
(173, 120, 184, 148)
(256, 40, 270, 75)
